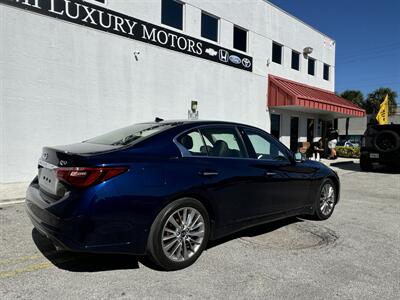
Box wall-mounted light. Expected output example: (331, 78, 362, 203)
(191, 100, 198, 112)
(303, 47, 313, 59)
(188, 100, 199, 120)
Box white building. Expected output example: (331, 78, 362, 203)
(0, 0, 365, 183)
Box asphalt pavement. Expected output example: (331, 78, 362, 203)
(0, 162, 399, 299)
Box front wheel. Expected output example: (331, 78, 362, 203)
(146, 198, 210, 271)
(313, 179, 337, 220)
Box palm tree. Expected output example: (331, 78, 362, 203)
(365, 88, 398, 116)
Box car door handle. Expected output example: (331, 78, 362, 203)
(199, 170, 219, 177)
(265, 172, 277, 177)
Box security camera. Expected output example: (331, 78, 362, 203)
(303, 47, 313, 55)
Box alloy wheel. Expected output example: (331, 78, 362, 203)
(320, 183, 335, 216)
(161, 207, 205, 262)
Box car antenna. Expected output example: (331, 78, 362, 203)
(155, 117, 164, 122)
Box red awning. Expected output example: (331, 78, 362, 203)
(268, 75, 365, 117)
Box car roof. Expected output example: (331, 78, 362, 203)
(144, 119, 261, 129)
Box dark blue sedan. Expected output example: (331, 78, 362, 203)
(26, 120, 340, 270)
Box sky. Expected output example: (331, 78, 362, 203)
(268, 0, 400, 102)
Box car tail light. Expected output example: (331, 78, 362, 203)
(55, 167, 128, 188)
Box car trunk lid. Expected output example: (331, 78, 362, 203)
(38, 143, 122, 197)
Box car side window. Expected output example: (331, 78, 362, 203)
(200, 127, 246, 158)
(244, 129, 288, 161)
(177, 130, 207, 156)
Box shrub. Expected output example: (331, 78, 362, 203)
(336, 146, 360, 158)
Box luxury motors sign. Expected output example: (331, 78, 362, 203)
(0, 0, 253, 72)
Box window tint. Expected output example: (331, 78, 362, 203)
(272, 42, 282, 64)
(270, 114, 280, 139)
(85, 123, 176, 146)
(161, 0, 183, 30)
(201, 12, 218, 42)
(291, 50, 300, 70)
(245, 130, 288, 161)
(323, 64, 330, 80)
(233, 26, 247, 52)
(178, 130, 207, 156)
(308, 57, 315, 75)
(201, 127, 246, 158)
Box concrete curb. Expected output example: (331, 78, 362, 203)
(320, 158, 358, 167)
(0, 182, 29, 203)
(0, 198, 25, 207)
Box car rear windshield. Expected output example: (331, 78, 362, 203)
(84, 123, 177, 146)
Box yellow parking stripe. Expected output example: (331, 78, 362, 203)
(0, 262, 52, 279)
(0, 254, 43, 266)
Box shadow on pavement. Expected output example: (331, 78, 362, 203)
(32, 218, 303, 272)
(331, 161, 400, 174)
(32, 228, 148, 272)
(207, 217, 302, 250)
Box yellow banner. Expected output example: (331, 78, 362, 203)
(376, 94, 389, 125)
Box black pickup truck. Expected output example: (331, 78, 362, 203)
(360, 124, 400, 171)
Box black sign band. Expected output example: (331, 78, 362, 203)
(0, 0, 253, 72)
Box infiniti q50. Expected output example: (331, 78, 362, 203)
(26, 120, 340, 270)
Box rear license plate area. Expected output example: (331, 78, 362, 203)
(369, 153, 379, 159)
(39, 167, 58, 195)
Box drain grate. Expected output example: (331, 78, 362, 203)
(240, 221, 338, 250)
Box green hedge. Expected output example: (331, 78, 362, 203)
(336, 146, 360, 158)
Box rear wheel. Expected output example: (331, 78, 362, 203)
(313, 179, 337, 220)
(146, 198, 210, 271)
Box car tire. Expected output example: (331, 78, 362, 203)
(360, 155, 373, 172)
(313, 178, 337, 220)
(146, 198, 210, 271)
(373, 130, 400, 153)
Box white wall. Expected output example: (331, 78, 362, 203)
(0, 0, 335, 182)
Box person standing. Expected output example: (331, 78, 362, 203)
(327, 127, 339, 159)
(309, 138, 324, 161)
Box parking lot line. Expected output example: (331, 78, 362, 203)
(0, 254, 43, 266)
(0, 262, 53, 279)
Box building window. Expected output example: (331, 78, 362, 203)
(201, 12, 219, 42)
(308, 57, 315, 76)
(323, 64, 330, 81)
(272, 42, 282, 64)
(161, 0, 183, 30)
(290, 116, 299, 152)
(270, 114, 281, 139)
(233, 26, 247, 52)
(291, 50, 300, 70)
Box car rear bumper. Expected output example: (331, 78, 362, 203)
(360, 149, 400, 166)
(25, 183, 147, 255)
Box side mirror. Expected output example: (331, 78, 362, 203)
(294, 152, 305, 163)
